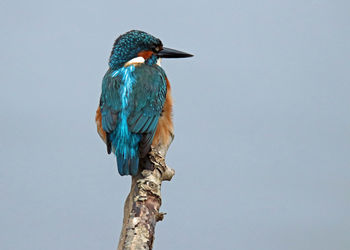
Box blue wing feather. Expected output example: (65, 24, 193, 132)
(99, 64, 167, 176)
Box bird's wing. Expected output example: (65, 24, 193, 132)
(99, 70, 121, 134)
(100, 64, 167, 156)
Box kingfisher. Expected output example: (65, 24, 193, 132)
(95, 30, 193, 176)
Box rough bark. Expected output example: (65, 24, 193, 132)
(117, 143, 175, 250)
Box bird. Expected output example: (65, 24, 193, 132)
(95, 30, 193, 176)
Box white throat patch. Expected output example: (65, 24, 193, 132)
(125, 57, 145, 66)
(124, 56, 162, 67)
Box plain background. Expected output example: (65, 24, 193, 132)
(1, 0, 349, 249)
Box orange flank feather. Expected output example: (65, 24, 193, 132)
(152, 78, 174, 148)
(137, 50, 154, 60)
(95, 106, 107, 143)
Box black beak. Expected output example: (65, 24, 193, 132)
(157, 47, 193, 58)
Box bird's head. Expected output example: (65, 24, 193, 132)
(109, 30, 192, 69)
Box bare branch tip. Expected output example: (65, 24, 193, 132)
(156, 212, 167, 222)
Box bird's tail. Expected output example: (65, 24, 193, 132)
(116, 156, 139, 176)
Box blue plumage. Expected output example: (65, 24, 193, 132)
(100, 43, 167, 175)
(109, 30, 162, 69)
(97, 30, 192, 176)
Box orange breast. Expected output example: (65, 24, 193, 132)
(152, 78, 174, 149)
(95, 106, 107, 143)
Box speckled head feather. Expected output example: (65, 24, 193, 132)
(109, 30, 163, 69)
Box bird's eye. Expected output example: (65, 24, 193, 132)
(153, 47, 160, 52)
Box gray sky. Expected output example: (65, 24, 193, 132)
(1, 0, 349, 249)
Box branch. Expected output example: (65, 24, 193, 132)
(117, 143, 175, 250)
